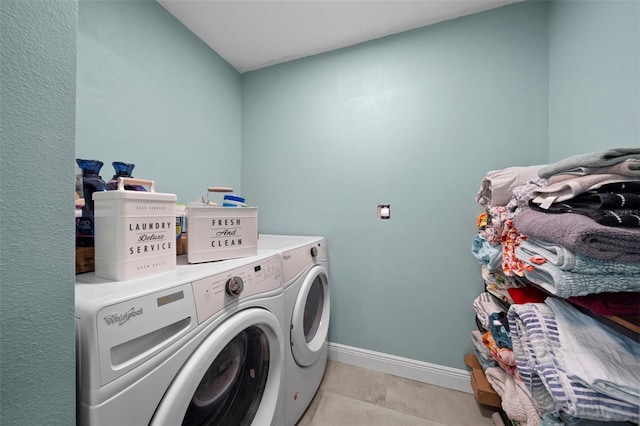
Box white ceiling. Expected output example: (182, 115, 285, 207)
(157, 0, 519, 73)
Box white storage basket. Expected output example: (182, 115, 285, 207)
(186, 205, 258, 264)
(93, 178, 177, 280)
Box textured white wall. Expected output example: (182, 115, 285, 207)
(1, 1, 77, 423)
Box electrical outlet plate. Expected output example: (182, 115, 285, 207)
(377, 204, 390, 219)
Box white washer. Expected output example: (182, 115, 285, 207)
(75, 253, 286, 426)
(258, 234, 331, 426)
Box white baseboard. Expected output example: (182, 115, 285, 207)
(327, 342, 472, 394)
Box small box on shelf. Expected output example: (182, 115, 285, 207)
(464, 353, 502, 408)
(76, 247, 95, 274)
(177, 234, 188, 256)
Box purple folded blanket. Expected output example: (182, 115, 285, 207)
(513, 208, 640, 262)
(568, 292, 640, 316)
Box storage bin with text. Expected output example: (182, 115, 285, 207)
(186, 206, 258, 263)
(93, 179, 177, 280)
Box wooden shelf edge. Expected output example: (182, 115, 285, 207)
(603, 315, 640, 336)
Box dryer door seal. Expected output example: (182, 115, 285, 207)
(150, 308, 284, 426)
(291, 265, 330, 367)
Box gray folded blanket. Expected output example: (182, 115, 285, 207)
(513, 208, 640, 262)
(548, 159, 640, 184)
(538, 147, 640, 179)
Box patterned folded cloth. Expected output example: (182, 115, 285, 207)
(471, 331, 497, 370)
(501, 219, 531, 277)
(529, 183, 640, 227)
(489, 311, 512, 349)
(508, 303, 639, 423)
(486, 287, 515, 305)
(506, 178, 549, 217)
(545, 298, 640, 406)
(508, 303, 557, 414)
(476, 211, 488, 229)
(530, 204, 640, 227)
(552, 191, 640, 210)
(538, 147, 640, 179)
(480, 206, 509, 246)
(472, 292, 505, 330)
(482, 331, 517, 376)
(481, 265, 529, 290)
(531, 174, 640, 205)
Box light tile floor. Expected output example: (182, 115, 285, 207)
(297, 360, 497, 426)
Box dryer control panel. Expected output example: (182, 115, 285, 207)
(281, 239, 327, 283)
(191, 254, 282, 324)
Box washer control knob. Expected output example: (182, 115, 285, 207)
(225, 277, 244, 296)
(310, 246, 318, 258)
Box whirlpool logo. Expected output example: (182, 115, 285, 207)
(103, 307, 143, 326)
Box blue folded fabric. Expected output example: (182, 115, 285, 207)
(471, 234, 502, 272)
(516, 246, 640, 297)
(518, 238, 640, 274)
(489, 312, 512, 349)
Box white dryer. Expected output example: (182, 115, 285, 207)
(258, 234, 331, 426)
(75, 253, 285, 426)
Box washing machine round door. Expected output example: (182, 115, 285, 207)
(291, 265, 330, 367)
(151, 308, 284, 426)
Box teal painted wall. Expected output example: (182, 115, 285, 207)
(242, 1, 549, 369)
(2, 0, 638, 422)
(1, 1, 77, 424)
(76, 0, 243, 204)
(549, 0, 640, 161)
